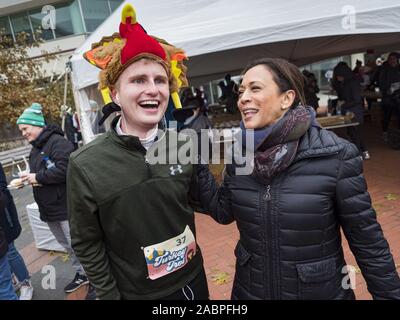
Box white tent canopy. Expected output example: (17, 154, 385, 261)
(70, 0, 400, 142)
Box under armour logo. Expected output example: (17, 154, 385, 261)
(169, 165, 183, 175)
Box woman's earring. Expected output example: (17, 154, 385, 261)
(281, 105, 288, 110)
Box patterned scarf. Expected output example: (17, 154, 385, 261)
(251, 105, 313, 183)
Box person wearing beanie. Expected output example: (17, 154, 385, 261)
(17, 103, 92, 297)
(333, 63, 370, 160)
(16, 103, 45, 144)
(17, 103, 46, 127)
(67, 3, 208, 300)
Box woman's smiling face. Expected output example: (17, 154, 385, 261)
(238, 65, 293, 129)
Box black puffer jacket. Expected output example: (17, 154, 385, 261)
(29, 125, 75, 222)
(0, 190, 8, 258)
(197, 126, 400, 300)
(334, 64, 364, 124)
(0, 164, 21, 243)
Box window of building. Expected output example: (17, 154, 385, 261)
(1, 0, 121, 44)
(302, 56, 351, 91)
(10, 12, 33, 41)
(109, 0, 124, 12)
(80, 0, 110, 32)
(54, 1, 84, 38)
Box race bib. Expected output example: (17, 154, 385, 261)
(143, 225, 197, 280)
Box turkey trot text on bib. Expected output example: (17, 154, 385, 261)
(143, 225, 197, 280)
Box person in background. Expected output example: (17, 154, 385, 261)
(334, 63, 370, 160)
(174, 87, 213, 158)
(62, 107, 79, 151)
(88, 100, 106, 135)
(0, 189, 18, 300)
(0, 163, 33, 300)
(224, 74, 239, 114)
(217, 80, 228, 105)
(198, 86, 209, 110)
(378, 52, 400, 142)
(176, 87, 212, 132)
(302, 70, 320, 111)
(16, 103, 91, 296)
(353, 59, 362, 71)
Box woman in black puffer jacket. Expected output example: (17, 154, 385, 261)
(196, 58, 400, 300)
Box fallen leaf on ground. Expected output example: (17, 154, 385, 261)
(345, 265, 361, 274)
(49, 251, 69, 262)
(210, 270, 231, 285)
(61, 253, 70, 262)
(385, 193, 398, 201)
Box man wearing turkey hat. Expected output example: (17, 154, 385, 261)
(67, 4, 208, 300)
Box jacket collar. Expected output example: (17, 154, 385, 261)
(108, 116, 145, 151)
(294, 126, 343, 162)
(108, 116, 167, 152)
(32, 125, 63, 149)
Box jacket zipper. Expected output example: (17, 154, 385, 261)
(265, 185, 277, 299)
(270, 184, 281, 300)
(263, 185, 272, 299)
(265, 185, 271, 201)
(143, 153, 152, 178)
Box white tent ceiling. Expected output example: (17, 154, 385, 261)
(69, 0, 400, 142)
(71, 0, 400, 89)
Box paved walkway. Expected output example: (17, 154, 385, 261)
(10, 121, 400, 300)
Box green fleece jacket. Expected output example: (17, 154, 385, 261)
(67, 120, 204, 300)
